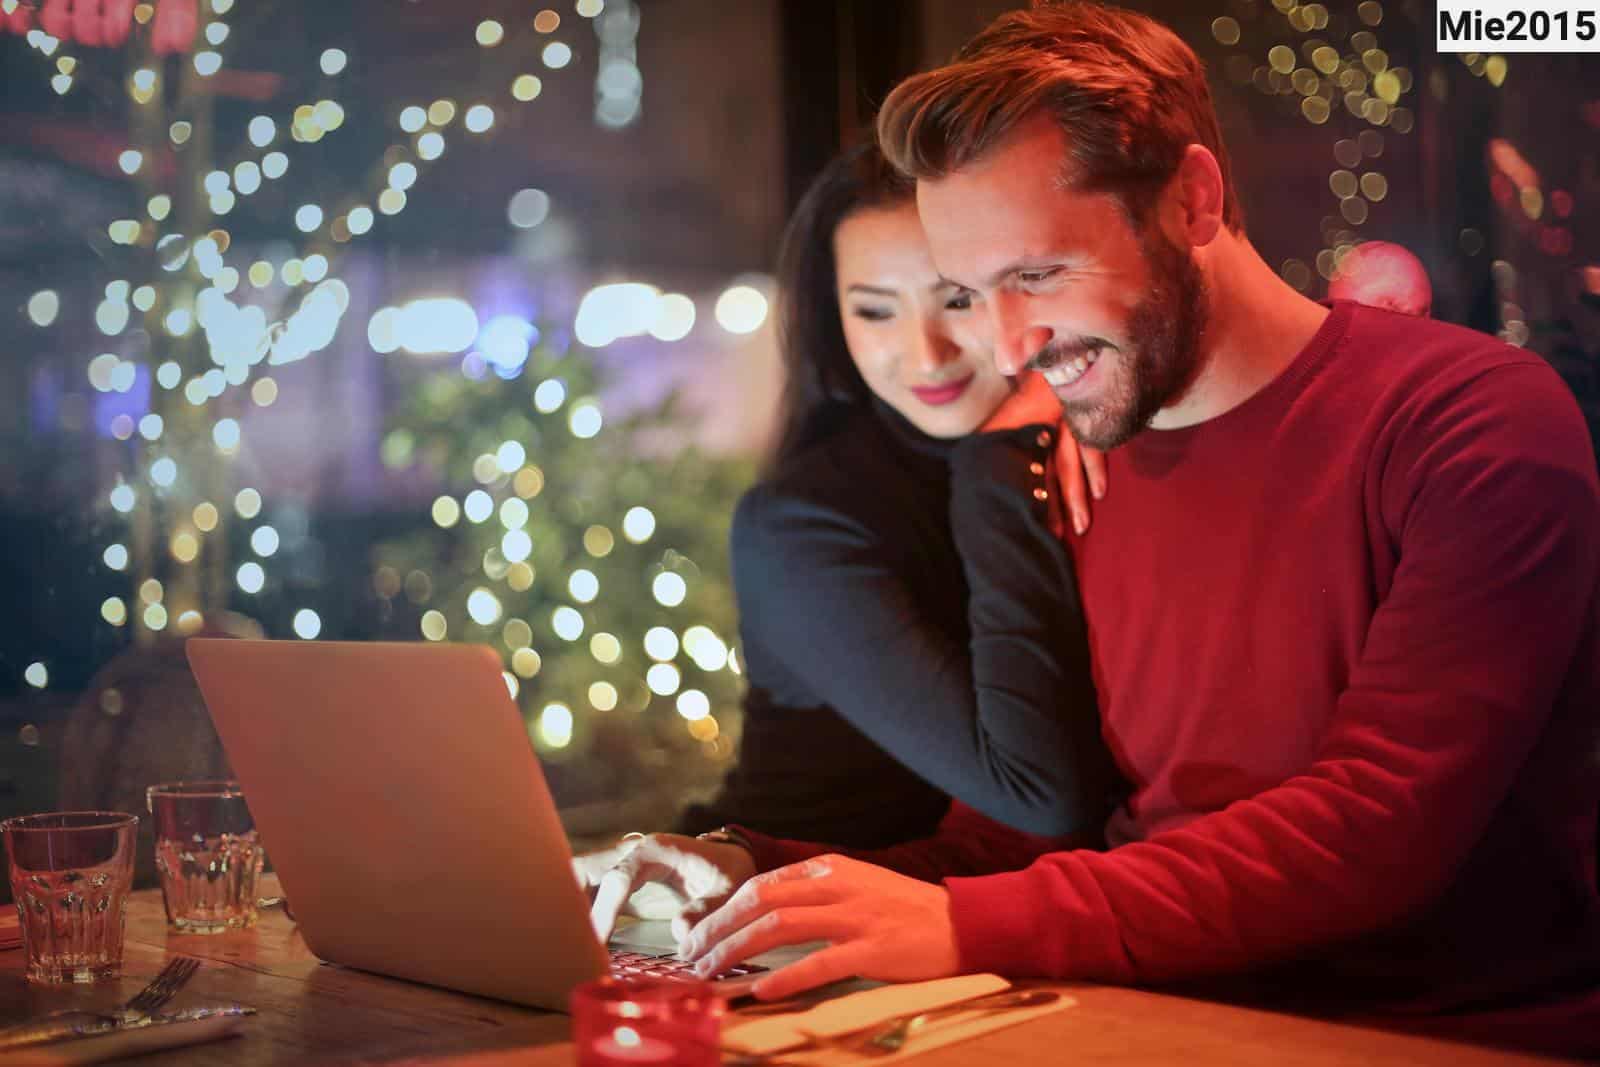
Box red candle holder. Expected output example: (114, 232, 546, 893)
(571, 976, 724, 1067)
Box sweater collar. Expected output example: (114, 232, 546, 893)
(870, 395, 960, 462)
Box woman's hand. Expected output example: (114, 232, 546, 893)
(572, 832, 757, 944)
(982, 374, 1107, 536)
(1052, 428, 1106, 538)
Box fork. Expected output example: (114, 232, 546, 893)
(839, 989, 1060, 1057)
(791, 988, 1061, 1059)
(0, 956, 203, 1050)
(100, 956, 204, 1025)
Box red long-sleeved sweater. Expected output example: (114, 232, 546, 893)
(736, 303, 1600, 1050)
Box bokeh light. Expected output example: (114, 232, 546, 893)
(646, 663, 681, 696)
(537, 703, 573, 748)
(508, 188, 551, 229)
(26, 290, 59, 327)
(237, 562, 265, 594)
(553, 606, 585, 641)
(676, 689, 710, 721)
(715, 285, 769, 334)
(652, 572, 687, 607)
(589, 682, 618, 711)
(622, 506, 655, 543)
(468, 588, 503, 625)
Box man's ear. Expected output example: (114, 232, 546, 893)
(1158, 144, 1225, 249)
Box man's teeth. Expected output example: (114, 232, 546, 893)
(1042, 349, 1100, 388)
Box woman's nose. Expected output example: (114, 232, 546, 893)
(910, 322, 960, 376)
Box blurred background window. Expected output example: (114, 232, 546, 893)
(1, 0, 1595, 873)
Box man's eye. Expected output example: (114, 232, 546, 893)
(1018, 268, 1060, 286)
(945, 292, 973, 311)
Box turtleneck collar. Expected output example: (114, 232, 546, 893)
(869, 395, 961, 463)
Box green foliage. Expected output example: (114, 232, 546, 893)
(372, 335, 754, 802)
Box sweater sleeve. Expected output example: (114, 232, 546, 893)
(731, 800, 1093, 883)
(731, 425, 1118, 836)
(945, 363, 1600, 984)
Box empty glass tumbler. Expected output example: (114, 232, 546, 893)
(2, 811, 138, 984)
(146, 781, 264, 933)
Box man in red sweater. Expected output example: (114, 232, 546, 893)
(577, 2, 1600, 1048)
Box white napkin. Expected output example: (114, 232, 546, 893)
(0, 1010, 250, 1066)
(724, 974, 1014, 1055)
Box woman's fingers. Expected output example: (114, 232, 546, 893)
(1056, 430, 1091, 535)
(1080, 441, 1108, 501)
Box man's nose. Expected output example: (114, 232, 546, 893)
(988, 293, 1050, 376)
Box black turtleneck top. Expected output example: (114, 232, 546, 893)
(678, 401, 1121, 844)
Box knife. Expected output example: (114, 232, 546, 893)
(0, 1004, 256, 1052)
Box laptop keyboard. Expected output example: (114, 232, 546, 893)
(608, 947, 768, 982)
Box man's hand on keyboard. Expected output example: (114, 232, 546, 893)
(573, 832, 757, 945)
(679, 854, 960, 1000)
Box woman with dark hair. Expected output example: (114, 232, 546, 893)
(668, 143, 1120, 849)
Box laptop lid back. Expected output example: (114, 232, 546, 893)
(187, 638, 608, 1010)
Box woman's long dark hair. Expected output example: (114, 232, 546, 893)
(767, 143, 915, 474)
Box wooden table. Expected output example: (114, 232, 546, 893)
(0, 878, 1568, 1065)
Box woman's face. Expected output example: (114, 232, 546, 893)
(833, 201, 1013, 438)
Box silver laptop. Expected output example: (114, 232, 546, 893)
(188, 638, 805, 1010)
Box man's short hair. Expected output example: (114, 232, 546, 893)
(877, 0, 1245, 233)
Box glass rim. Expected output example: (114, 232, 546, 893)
(146, 779, 246, 799)
(0, 811, 139, 834)
(572, 975, 722, 1004)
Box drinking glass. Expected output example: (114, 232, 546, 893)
(571, 976, 724, 1067)
(2, 812, 138, 984)
(146, 780, 263, 934)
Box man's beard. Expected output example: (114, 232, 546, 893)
(1058, 231, 1209, 451)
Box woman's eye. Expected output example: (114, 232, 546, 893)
(851, 307, 893, 322)
(944, 291, 974, 311)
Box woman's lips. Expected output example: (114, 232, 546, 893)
(910, 372, 976, 407)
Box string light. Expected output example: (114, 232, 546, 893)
(512, 74, 543, 101)
(542, 42, 573, 69)
(26, 291, 59, 327)
(537, 703, 573, 748)
(714, 285, 768, 334)
(622, 506, 655, 543)
(651, 572, 687, 607)
(475, 20, 505, 47)
(421, 611, 448, 641)
(44, 0, 710, 714)
(675, 690, 710, 722)
(237, 562, 265, 594)
(646, 663, 680, 696)
(552, 606, 585, 641)
(644, 627, 678, 661)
